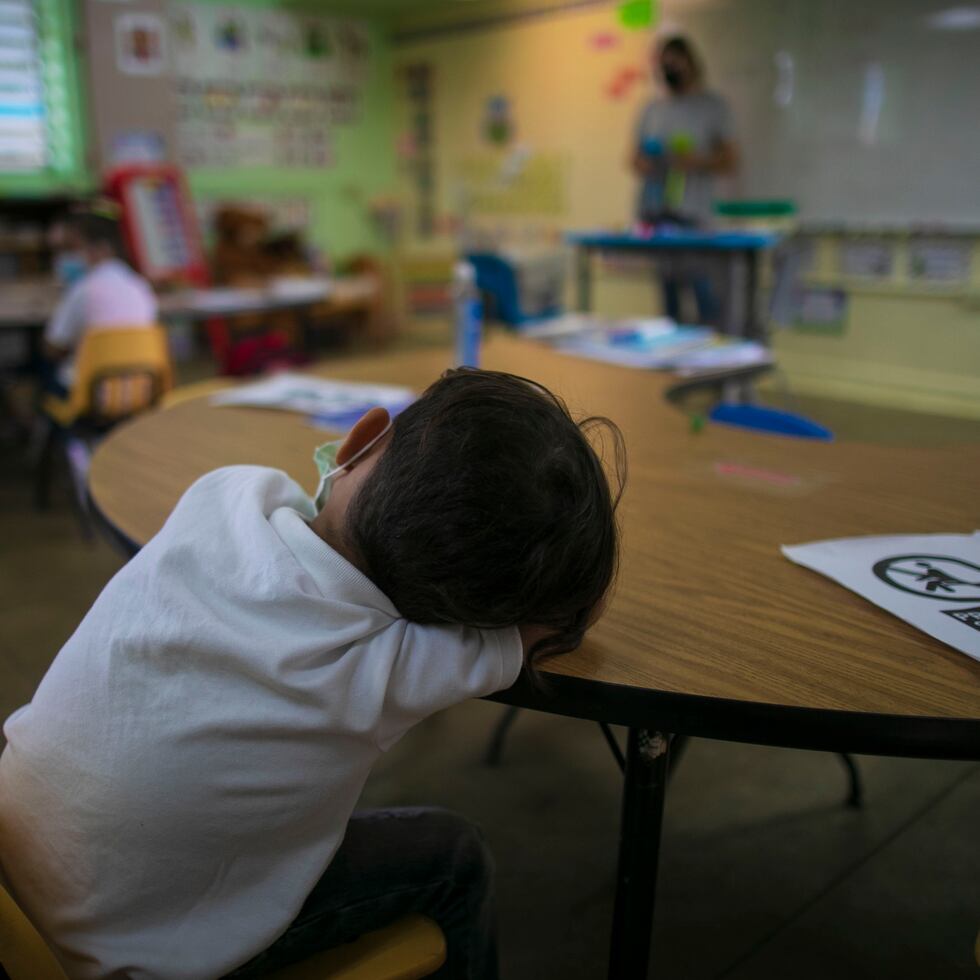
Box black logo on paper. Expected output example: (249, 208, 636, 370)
(941, 606, 980, 633)
(872, 555, 980, 602)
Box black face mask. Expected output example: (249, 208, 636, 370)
(663, 68, 684, 91)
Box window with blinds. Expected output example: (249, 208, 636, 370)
(0, 0, 75, 175)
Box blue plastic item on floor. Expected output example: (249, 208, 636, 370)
(709, 402, 834, 441)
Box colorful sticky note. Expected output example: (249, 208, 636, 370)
(605, 65, 645, 100)
(617, 0, 656, 30)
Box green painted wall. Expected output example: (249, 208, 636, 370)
(185, 5, 395, 261)
(2, 0, 395, 261)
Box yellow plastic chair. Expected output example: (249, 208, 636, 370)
(0, 877, 446, 980)
(0, 879, 67, 980)
(41, 325, 174, 429)
(36, 326, 174, 524)
(262, 915, 446, 980)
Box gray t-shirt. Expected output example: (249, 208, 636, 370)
(634, 90, 734, 224)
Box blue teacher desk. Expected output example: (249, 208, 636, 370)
(567, 229, 778, 341)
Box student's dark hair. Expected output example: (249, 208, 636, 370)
(345, 368, 626, 667)
(660, 34, 703, 80)
(69, 200, 127, 259)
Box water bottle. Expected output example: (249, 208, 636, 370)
(452, 261, 482, 368)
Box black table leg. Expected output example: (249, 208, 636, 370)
(745, 249, 761, 343)
(609, 727, 671, 980)
(576, 245, 593, 312)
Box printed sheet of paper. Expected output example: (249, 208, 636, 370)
(782, 531, 980, 662)
(553, 324, 715, 370)
(211, 373, 415, 429)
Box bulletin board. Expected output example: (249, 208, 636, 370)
(458, 152, 567, 216)
(169, 4, 371, 169)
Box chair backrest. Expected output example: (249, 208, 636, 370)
(467, 253, 523, 325)
(709, 402, 834, 441)
(68, 326, 174, 422)
(0, 879, 68, 980)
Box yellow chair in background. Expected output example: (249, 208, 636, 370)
(0, 877, 446, 980)
(35, 326, 174, 528)
(262, 916, 446, 980)
(41, 325, 173, 429)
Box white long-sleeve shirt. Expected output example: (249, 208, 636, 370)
(44, 258, 157, 386)
(0, 466, 522, 979)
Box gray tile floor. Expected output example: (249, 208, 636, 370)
(1, 376, 978, 979)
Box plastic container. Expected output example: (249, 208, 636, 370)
(714, 199, 798, 234)
(452, 260, 483, 368)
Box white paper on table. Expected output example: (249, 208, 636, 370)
(210, 372, 415, 417)
(267, 277, 332, 302)
(782, 531, 980, 662)
(672, 340, 774, 376)
(520, 314, 677, 341)
(183, 288, 267, 313)
(519, 313, 604, 339)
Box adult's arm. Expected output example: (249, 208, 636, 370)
(630, 148, 661, 178)
(670, 137, 739, 176)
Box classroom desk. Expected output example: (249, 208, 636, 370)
(567, 230, 777, 341)
(0, 276, 381, 330)
(87, 335, 980, 980)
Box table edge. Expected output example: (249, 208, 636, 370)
(489, 671, 980, 760)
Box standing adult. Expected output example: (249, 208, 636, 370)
(631, 35, 738, 324)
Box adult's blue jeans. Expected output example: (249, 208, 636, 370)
(226, 807, 498, 980)
(661, 274, 719, 326)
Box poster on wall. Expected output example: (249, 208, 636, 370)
(169, 4, 370, 169)
(838, 238, 895, 279)
(111, 130, 166, 164)
(789, 286, 848, 335)
(115, 13, 168, 76)
(908, 237, 970, 284)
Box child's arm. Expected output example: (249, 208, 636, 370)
(43, 280, 87, 361)
(373, 622, 522, 750)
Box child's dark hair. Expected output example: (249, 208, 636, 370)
(69, 199, 126, 259)
(345, 368, 626, 666)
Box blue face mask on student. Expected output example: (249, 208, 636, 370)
(54, 251, 88, 287)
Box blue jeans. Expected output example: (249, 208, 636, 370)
(225, 807, 498, 980)
(662, 275, 718, 326)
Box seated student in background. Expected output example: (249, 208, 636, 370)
(0, 368, 626, 980)
(630, 35, 739, 325)
(42, 200, 156, 394)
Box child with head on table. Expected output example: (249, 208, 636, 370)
(0, 368, 626, 980)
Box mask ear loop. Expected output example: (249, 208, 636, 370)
(315, 419, 393, 509)
(334, 418, 392, 476)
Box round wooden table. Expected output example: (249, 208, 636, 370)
(89, 334, 980, 980)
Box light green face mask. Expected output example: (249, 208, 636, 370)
(312, 420, 392, 510)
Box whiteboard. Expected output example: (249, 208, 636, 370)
(660, 0, 980, 226)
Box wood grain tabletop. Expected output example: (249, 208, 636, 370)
(88, 334, 980, 751)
